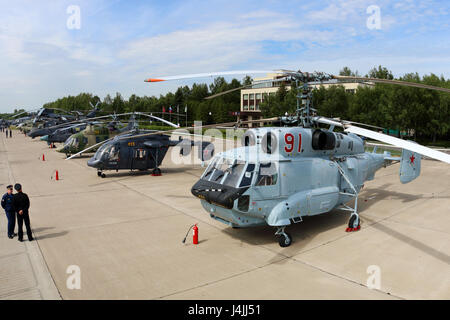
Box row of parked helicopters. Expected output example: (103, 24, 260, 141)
(7, 69, 450, 246)
(9, 103, 214, 177)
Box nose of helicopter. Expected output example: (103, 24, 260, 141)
(191, 179, 249, 210)
(40, 135, 48, 141)
(87, 158, 102, 168)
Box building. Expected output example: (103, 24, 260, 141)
(237, 73, 374, 127)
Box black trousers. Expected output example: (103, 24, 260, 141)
(17, 211, 32, 240)
(5, 211, 16, 237)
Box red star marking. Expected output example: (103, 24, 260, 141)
(410, 155, 415, 164)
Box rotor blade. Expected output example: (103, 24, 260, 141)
(172, 131, 232, 142)
(314, 116, 385, 130)
(205, 86, 250, 100)
(365, 142, 450, 152)
(332, 75, 450, 93)
(204, 77, 290, 100)
(313, 117, 344, 128)
(134, 112, 179, 128)
(44, 113, 136, 130)
(144, 70, 276, 82)
(345, 125, 450, 164)
(341, 120, 384, 130)
(120, 117, 279, 140)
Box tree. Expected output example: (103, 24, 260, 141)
(339, 67, 359, 77)
(367, 65, 394, 79)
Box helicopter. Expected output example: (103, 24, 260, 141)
(86, 131, 213, 177)
(14, 108, 75, 135)
(141, 69, 450, 247)
(28, 102, 101, 139)
(41, 123, 88, 147)
(65, 112, 213, 177)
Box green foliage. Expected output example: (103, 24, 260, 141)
(261, 66, 449, 142)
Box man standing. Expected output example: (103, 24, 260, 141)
(5, 128, 8, 138)
(12, 183, 33, 242)
(1, 185, 16, 239)
(9, 127, 12, 138)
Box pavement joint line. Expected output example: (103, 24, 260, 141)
(290, 255, 404, 300)
(0, 286, 43, 300)
(157, 256, 291, 299)
(0, 250, 28, 260)
(28, 187, 125, 199)
(50, 210, 183, 233)
(386, 218, 450, 235)
(249, 237, 405, 299)
(1, 136, 62, 300)
(114, 179, 223, 231)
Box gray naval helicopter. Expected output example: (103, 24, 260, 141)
(142, 69, 450, 247)
(66, 112, 214, 177)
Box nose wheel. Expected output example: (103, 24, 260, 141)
(275, 227, 292, 247)
(97, 171, 106, 178)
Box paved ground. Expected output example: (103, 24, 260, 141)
(0, 130, 449, 300)
(0, 133, 60, 299)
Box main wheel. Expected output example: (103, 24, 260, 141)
(278, 232, 292, 247)
(101, 173, 106, 178)
(348, 214, 359, 228)
(97, 171, 102, 177)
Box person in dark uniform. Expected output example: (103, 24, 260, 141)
(9, 128, 12, 138)
(1, 185, 16, 239)
(5, 128, 8, 138)
(12, 183, 33, 242)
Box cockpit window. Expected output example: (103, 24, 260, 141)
(202, 157, 218, 179)
(95, 144, 119, 161)
(222, 161, 245, 187)
(240, 163, 255, 187)
(64, 137, 79, 148)
(256, 163, 278, 186)
(210, 158, 233, 183)
(202, 158, 258, 188)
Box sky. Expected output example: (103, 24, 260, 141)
(0, 0, 449, 112)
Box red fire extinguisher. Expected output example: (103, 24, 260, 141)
(182, 223, 199, 245)
(192, 224, 198, 245)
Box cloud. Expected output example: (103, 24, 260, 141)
(0, 0, 449, 111)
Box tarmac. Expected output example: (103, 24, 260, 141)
(0, 130, 449, 300)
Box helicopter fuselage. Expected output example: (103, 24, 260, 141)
(192, 126, 387, 228)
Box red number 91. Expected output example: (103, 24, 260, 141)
(284, 133, 302, 153)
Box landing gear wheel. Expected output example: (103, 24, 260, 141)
(97, 171, 102, 177)
(101, 173, 106, 178)
(346, 214, 360, 232)
(278, 232, 292, 247)
(151, 168, 162, 176)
